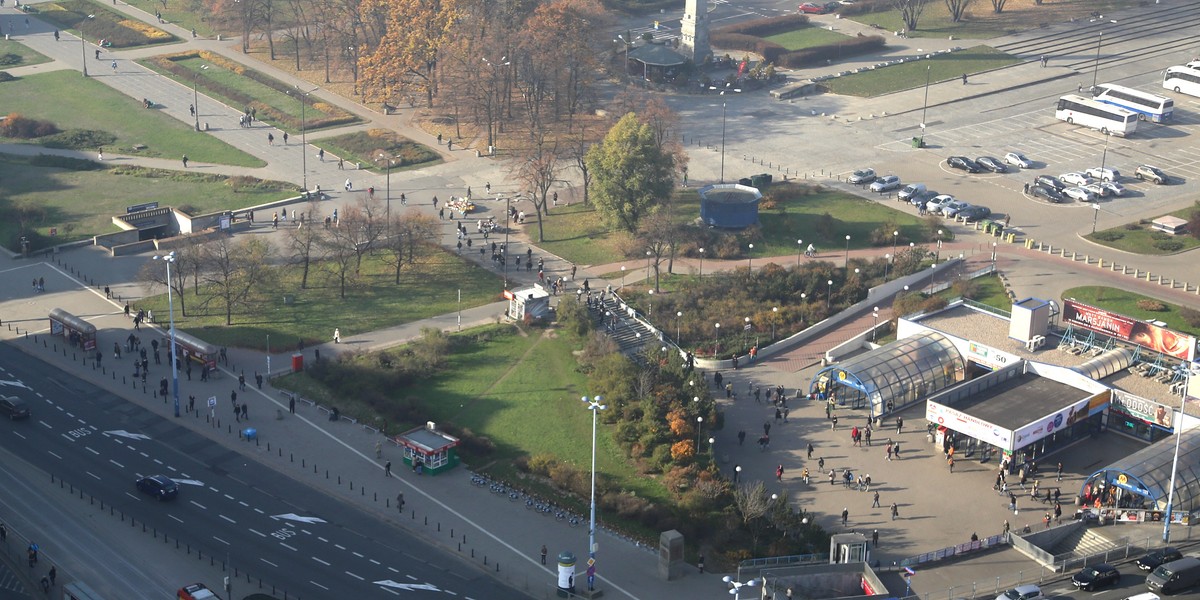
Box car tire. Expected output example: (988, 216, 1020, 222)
(1100, 127, 1109, 135)
(1066, 117, 1074, 125)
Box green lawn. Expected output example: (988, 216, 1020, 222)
(764, 25, 851, 51)
(935, 273, 1010, 310)
(314, 129, 441, 174)
(1062, 286, 1200, 338)
(0, 71, 264, 166)
(135, 251, 505, 350)
(0, 156, 292, 247)
(0, 39, 52, 68)
(821, 46, 1021, 97)
(120, 0, 217, 38)
(1085, 206, 1200, 255)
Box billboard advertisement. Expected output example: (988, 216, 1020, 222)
(1062, 300, 1195, 361)
(1013, 393, 1108, 449)
(926, 401, 1014, 451)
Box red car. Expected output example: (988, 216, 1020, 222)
(798, 2, 827, 13)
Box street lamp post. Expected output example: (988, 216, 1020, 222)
(919, 64, 931, 145)
(676, 311, 683, 342)
(771, 306, 778, 341)
(504, 196, 511, 289)
(747, 243, 754, 272)
(377, 153, 395, 223)
(698, 248, 704, 278)
(799, 293, 807, 324)
(743, 316, 751, 349)
(695, 416, 703, 452)
(826, 279, 833, 310)
(991, 242, 998, 268)
(620, 265, 626, 289)
(796, 239, 803, 267)
(723, 576, 759, 600)
(645, 250, 652, 285)
(872, 307, 880, 342)
(884, 253, 892, 281)
(844, 235, 851, 269)
(647, 289, 654, 318)
(582, 396, 607, 573)
(1163, 366, 1192, 542)
(719, 100, 727, 183)
(80, 14, 95, 77)
(935, 229, 943, 262)
(714, 322, 720, 351)
(891, 230, 899, 258)
(153, 252, 181, 417)
(1091, 203, 1100, 234)
(294, 85, 318, 192)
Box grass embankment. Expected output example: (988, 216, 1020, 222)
(845, 0, 1143, 40)
(821, 46, 1021, 97)
(763, 25, 851, 51)
(1085, 204, 1200, 255)
(0, 39, 52, 68)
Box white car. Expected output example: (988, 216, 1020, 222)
(1099, 181, 1125, 197)
(940, 200, 970, 217)
(1063, 187, 1096, 202)
(1085, 167, 1120, 182)
(869, 175, 902, 192)
(848, 168, 876, 184)
(1082, 183, 1107, 198)
(1004, 152, 1032, 168)
(897, 183, 927, 202)
(1060, 172, 1091, 187)
(925, 194, 955, 213)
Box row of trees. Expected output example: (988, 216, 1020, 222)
(139, 197, 438, 323)
(889, 0, 1024, 31)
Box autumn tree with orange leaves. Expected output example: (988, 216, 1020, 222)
(357, 0, 458, 108)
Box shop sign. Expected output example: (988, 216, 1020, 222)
(1111, 390, 1173, 430)
(966, 341, 1015, 368)
(1063, 300, 1195, 361)
(926, 401, 1013, 450)
(1014, 396, 1091, 447)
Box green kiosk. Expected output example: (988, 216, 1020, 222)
(396, 422, 461, 476)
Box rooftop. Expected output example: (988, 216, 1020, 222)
(953, 372, 1086, 430)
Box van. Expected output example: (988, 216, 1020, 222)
(1147, 557, 1200, 594)
(898, 183, 927, 202)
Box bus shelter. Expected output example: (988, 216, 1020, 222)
(395, 422, 460, 476)
(48, 308, 98, 350)
(164, 329, 219, 370)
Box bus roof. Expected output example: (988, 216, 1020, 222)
(1095, 83, 1169, 100)
(1059, 94, 1137, 116)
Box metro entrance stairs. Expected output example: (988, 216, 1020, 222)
(589, 295, 655, 356)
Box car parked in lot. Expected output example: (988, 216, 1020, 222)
(848, 168, 876, 184)
(925, 194, 956, 213)
(1135, 165, 1169, 184)
(940, 200, 971, 217)
(996, 584, 1043, 600)
(1031, 185, 1065, 203)
(976, 156, 1007, 173)
(0, 395, 30, 420)
(1072, 564, 1120, 591)
(1138, 547, 1183, 571)
(1099, 181, 1125, 197)
(958, 205, 992, 221)
(898, 183, 927, 202)
(1085, 167, 1121, 182)
(1064, 187, 1096, 202)
(870, 175, 902, 192)
(910, 190, 938, 207)
(1060, 172, 1092, 186)
(1035, 175, 1066, 191)
(136, 474, 179, 501)
(948, 156, 981, 173)
(1082, 182, 1108, 198)
(798, 2, 827, 13)
(1004, 152, 1033, 168)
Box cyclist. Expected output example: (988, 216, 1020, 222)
(805, 243, 816, 258)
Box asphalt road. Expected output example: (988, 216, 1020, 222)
(0, 343, 524, 600)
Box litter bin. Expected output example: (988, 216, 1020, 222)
(912, 137, 925, 149)
(291, 352, 304, 372)
(244, 428, 257, 440)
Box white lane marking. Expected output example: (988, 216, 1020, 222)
(387, 567, 398, 573)
(345, 571, 364, 581)
(85, 446, 100, 455)
(318, 537, 329, 543)
(253, 508, 264, 514)
(125, 492, 141, 501)
(166, 465, 177, 472)
(271, 513, 327, 524)
(224, 494, 235, 500)
(369, 559, 381, 565)
(169, 515, 184, 523)
(219, 515, 236, 524)
(108, 459, 125, 469)
(249, 529, 267, 538)
(380, 588, 400, 597)
(103, 430, 151, 441)
(260, 558, 279, 568)
(352, 552, 364, 558)
(86, 471, 101, 480)
(13, 431, 26, 440)
(212, 536, 230, 546)
(309, 581, 329, 591)
(46, 450, 60, 459)
(139, 452, 149, 458)
(334, 544, 346, 550)
(311, 557, 331, 566)
(189, 500, 208, 510)
(238, 501, 249, 507)
(153, 459, 163, 465)
(39, 421, 52, 429)
(279, 543, 298, 552)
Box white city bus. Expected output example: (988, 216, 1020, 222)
(1093, 84, 1174, 123)
(1163, 66, 1200, 98)
(1055, 94, 1138, 137)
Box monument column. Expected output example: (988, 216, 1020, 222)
(680, 0, 711, 64)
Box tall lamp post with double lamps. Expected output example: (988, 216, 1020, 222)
(723, 575, 759, 600)
(79, 14, 95, 77)
(582, 396, 607, 580)
(153, 252, 181, 417)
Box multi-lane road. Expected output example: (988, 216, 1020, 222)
(0, 343, 523, 600)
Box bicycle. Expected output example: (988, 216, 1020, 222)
(568, 516, 582, 528)
(470, 475, 488, 487)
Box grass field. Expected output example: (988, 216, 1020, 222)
(821, 46, 1021, 97)
(135, 250, 505, 350)
(0, 39, 52, 68)
(120, 0, 217, 38)
(935, 273, 1010, 310)
(0, 71, 264, 166)
(314, 129, 441, 173)
(845, 0, 1143, 40)
(1062, 286, 1200, 338)
(764, 25, 851, 51)
(1085, 205, 1200, 255)
(0, 156, 292, 246)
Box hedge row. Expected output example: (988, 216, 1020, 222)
(37, 1, 174, 49)
(709, 32, 789, 63)
(713, 14, 810, 37)
(778, 35, 886, 68)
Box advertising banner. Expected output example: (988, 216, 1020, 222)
(1111, 389, 1174, 430)
(1062, 300, 1195, 361)
(1012, 393, 1107, 448)
(926, 401, 1013, 450)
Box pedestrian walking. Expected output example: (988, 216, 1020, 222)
(344, 179, 353, 191)
(241, 403, 248, 420)
(872, 490, 881, 508)
(776, 464, 784, 482)
(182, 154, 189, 168)
(896, 417, 903, 434)
(267, 133, 274, 145)
(886, 442, 893, 461)
(375, 441, 383, 458)
(961, 73, 968, 85)
(807, 443, 814, 459)
(540, 545, 548, 565)
(255, 372, 263, 389)
(282, 132, 289, 144)
(831, 415, 838, 430)
(948, 457, 955, 472)
(872, 529, 879, 547)
(841, 508, 849, 526)
(396, 492, 405, 512)
(334, 328, 341, 343)
(891, 503, 899, 520)
(98, 147, 104, 161)
(111, 60, 117, 72)
(384, 461, 392, 477)
(48, 566, 56, 585)
(289, 395, 295, 413)
(238, 372, 246, 391)
(737, 430, 746, 446)
(1056, 462, 1063, 482)
(698, 553, 705, 573)
(1041, 55, 1048, 67)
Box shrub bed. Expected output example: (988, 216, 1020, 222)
(37, 0, 175, 48)
(317, 129, 440, 171)
(0, 113, 58, 138)
(710, 15, 885, 69)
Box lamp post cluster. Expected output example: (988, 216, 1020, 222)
(582, 396, 607, 574)
(152, 252, 181, 417)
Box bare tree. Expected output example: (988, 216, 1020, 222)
(567, 130, 593, 205)
(285, 201, 327, 289)
(508, 133, 561, 243)
(989, 0, 1008, 13)
(199, 236, 274, 325)
(320, 204, 381, 298)
(636, 209, 683, 291)
(733, 481, 773, 553)
(378, 210, 438, 284)
(891, 0, 928, 31)
(136, 258, 190, 317)
(944, 0, 973, 22)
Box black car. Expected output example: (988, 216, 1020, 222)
(948, 156, 981, 173)
(1034, 175, 1066, 191)
(0, 395, 30, 420)
(976, 156, 1007, 173)
(1031, 185, 1065, 203)
(1138, 547, 1183, 571)
(136, 475, 179, 500)
(1072, 564, 1120, 590)
(958, 205, 992, 221)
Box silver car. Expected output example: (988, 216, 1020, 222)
(870, 175, 902, 192)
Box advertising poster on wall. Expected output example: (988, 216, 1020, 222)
(926, 401, 1014, 450)
(1062, 300, 1196, 361)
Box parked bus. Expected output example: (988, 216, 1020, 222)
(1055, 94, 1138, 137)
(1092, 83, 1174, 123)
(1163, 65, 1200, 98)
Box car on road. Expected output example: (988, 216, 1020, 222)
(996, 584, 1043, 600)
(1138, 547, 1183, 571)
(1060, 172, 1091, 186)
(897, 183, 927, 202)
(1085, 167, 1121, 182)
(1031, 185, 1065, 203)
(1064, 187, 1096, 202)
(1004, 152, 1033, 168)
(136, 474, 179, 501)
(1098, 181, 1125, 197)
(925, 194, 956, 213)
(870, 175, 902, 192)
(1035, 175, 1066, 191)
(976, 156, 1007, 173)
(948, 156, 981, 173)
(958, 205, 992, 221)
(1135, 165, 1169, 184)
(940, 200, 971, 217)
(1072, 564, 1120, 591)
(798, 2, 827, 13)
(178, 583, 223, 600)
(0, 395, 30, 420)
(848, 168, 876, 184)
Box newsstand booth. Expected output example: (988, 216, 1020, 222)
(504, 284, 551, 322)
(924, 359, 1110, 470)
(164, 329, 219, 370)
(395, 422, 460, 476)
(48, 308, 98, 350)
